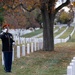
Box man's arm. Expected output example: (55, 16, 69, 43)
(0, 30, 4, 38)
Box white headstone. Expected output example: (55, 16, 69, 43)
(34, 42, 37, 51)
(70, 63, 74, 75)
(22, 45, 25, 56)
(27, 44, 30, 54)
(17, 46, 20, 58)
(67, 66, 72, 75)
(31, 43, 34, 52)
(2, 52, 4, 65)
(12, 48, 14, 61)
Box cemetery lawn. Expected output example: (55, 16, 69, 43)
(68, 31, 75, 42)
(54, 26, 67, 37)
(0, 42, 75, 75)
(54, 25, 59, 30)
(22, 29, 43, 38)
(59, 26, 74, 39)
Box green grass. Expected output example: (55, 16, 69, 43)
(59, 26, 74, 39)
(22, 26, 74, 38)
(38, 26, 66, 38)
(22, 29, 43, 38)
(54, 26, 67, 37)
(68, 31, 75, 42)
(38, 26, 75, 40)
(54, 26, 59, 31)
(0, 26, 75, 75)
(0, 42, 75, 75)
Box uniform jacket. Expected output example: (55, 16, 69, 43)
(0, 32, 15, 52)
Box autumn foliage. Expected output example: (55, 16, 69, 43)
(0, 0, 71, 51)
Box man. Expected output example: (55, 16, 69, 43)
(0, 24, 15, 73)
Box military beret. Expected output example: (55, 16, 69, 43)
(2, 24, 10, 28)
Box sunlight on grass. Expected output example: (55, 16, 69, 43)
(22, 29, 43, 38)
(54, 25, 59, 31)
(54, 26, 67, 37)
(0, 26, 75, 75)
(68, 31, 75, 42)
(0, 42, 75, 75)
(59, 26, 74, 39)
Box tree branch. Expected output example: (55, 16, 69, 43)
(6, 4, 22, 10)
(21, 3, 35, 12)
(6, 2, 36, 12)
(55, 0, 70, 14)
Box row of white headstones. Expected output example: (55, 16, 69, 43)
(1, 26, 75, 75)
(1, 26, 75, 64)
(67, 57, 75, 75)
(13, 26, 75, 45)
(2, 41, 43, 65)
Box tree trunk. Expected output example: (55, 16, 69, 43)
(41, 4, 54, 51)
(48, 13, 54, 51)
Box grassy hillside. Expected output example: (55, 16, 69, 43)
(0, 42, 75, 75)
(59, 27, 74, 39)
(54, 26, 67, 37)
(0, 26, 75, 75)
(22, 29, 43, 38)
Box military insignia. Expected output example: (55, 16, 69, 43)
(10, 36, 12, 38)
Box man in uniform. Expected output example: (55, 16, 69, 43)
(0, 24, 15, 72)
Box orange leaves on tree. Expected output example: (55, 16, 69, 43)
(72, 2, 75, 7)
(0, 0, 3, 2)
(0, 0, 41, 11)
(3, 5, 8, 10)
(25, 0, 37, 10)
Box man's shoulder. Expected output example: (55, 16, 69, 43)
(0, 32, 5, 35)
(8, 32, 12, 34)
(8, 32, 13, 36)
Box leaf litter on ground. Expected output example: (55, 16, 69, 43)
(0, 42, 75, 75)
